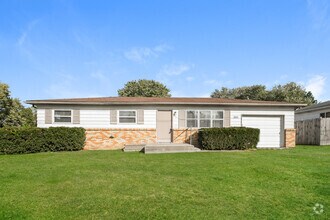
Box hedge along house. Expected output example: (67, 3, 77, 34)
(26, 97, 305, 150)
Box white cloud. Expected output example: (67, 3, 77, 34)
(305, 74, 327, 99)
(124, 44, 172, 63)
(17, 19, 39, 46)
(46, 74, 102, 98)
(171, 90, 187, 97)
(153, 44, 172, 53)
(186, 76, 194, 81)
(203, 79, 222, 87)
(218, 71, 228, 76)
(90, 71, 107, 81)
(159, 63, 192, 76)
(307, 0, 330, 30)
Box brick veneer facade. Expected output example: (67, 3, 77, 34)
(284, 128, 296, 148)
(172, 129, 199, 147)
(84, 127, 296, 150)
(84, 128, 157, 150)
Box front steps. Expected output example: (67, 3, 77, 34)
(123, 144, 145, 152)
(123, 143, 201, 154)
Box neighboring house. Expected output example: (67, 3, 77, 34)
(295, 101, 330, 145)
(26, 97, 304, 150)
(295, 101, 330, 121)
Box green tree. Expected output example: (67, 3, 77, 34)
(118, 79, 171, 97)
(0, 83, 12, 127)
(211, 85, 268, 100)
(211, 82, 317, 105)
(268, 82, 316, 105)
(0, 82, 36, 127)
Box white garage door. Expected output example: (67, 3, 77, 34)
(242, 116, 282, 148)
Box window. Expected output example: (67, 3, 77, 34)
(321, 112, 330, 118)
(187, 110, 198, 127)
(54, 110, 72, 123)
(212, 111, 224, 128)
(119, 110, 136, 123)
(186, 110, 224, 128)
(199, 111, 211, 128)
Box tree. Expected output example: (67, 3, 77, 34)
(118, 79, 171, 97)
(0, 82, 36, 127)
(0, 83, 12, 127)
(211, 85, 268, 100)
(268, 82, 316, 105)
(211, 82, 317, 105)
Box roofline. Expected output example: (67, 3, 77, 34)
(295, 105, 330, 114)
(26, 100, 306, 107)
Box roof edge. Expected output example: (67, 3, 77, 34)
(26, 100, 306, 107)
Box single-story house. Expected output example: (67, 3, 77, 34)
(26, 97, 305, 150)
(295, 101, 330, 121)
(295, 101, 330, 145)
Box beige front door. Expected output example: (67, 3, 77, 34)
(156, 110, 172, 143)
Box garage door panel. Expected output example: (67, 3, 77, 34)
(242, 116, 282, 148)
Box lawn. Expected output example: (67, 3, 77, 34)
(0, 146, 329, 219)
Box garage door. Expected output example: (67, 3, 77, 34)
(242, 116, 282, 148)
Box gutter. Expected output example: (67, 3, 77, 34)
(25, 101, 306, 107)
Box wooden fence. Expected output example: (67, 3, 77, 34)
(295, 118, 330, 145)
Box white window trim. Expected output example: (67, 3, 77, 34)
(53, 109, 72, 124)
(118, 110, 137, 124)
(186, 110, 224, 128)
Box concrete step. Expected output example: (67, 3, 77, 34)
(144, 143, 201, 154)
(123, 144, 146, 152)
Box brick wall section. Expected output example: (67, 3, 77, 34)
(172, 129, 200, 148)
(84, 128, 157, 150)
(285, 129, 296, 148)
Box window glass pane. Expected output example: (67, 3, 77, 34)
(54, 117, 71, 123)
(200, 119, 211, 127)
(213, 120, 223, 128)
(320, 113, 325, 118)
(326, 112, 330, 118)
(213, 111, 223, 119)
(54, 110, 71, 116)
(187, 119, 198, 127)
(119, 111, 136, 117)
(200, 111, 211, 119)
(119, 118, 136, 123)
(187, 110, 197, 119)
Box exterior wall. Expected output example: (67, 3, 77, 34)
(295, 107, 330, 121)
(230, 106, 295, 129)
(284, 129, 296, 148)
(37, 107, 156, 129)
(172, 129, 199, 147)
(35, 104, 297, 149)
(84, 128, 157, 150)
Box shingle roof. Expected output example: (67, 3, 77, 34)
(295, 100, 330, 113)
(26, 96, 306, 107)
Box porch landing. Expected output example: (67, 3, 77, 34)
(124, 143, 201, 154)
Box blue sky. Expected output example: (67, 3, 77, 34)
(0, 0, 329, 103)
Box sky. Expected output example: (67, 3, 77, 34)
(0, 0, 329, 103)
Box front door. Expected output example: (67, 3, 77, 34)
(156, 110, 172, 143)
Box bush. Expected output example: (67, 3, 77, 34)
(0, 127, 86, 154)
(198, 127, 260, 150)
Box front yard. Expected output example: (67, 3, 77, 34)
(0, 146, 329, 219)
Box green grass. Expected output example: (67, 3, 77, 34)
(0, 146, 329, 219)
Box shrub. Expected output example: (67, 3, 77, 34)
(198, 127, 260, 150)
(0, 127, 86, 154)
